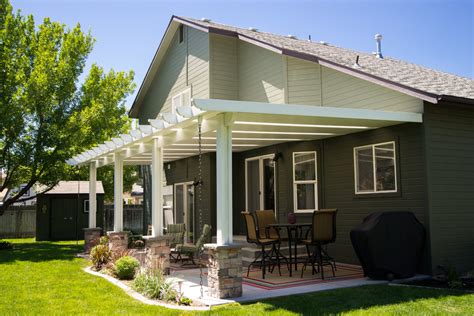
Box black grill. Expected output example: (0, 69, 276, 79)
(350, 211, 425, 280)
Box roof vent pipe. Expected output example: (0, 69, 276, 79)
(374, 33, 383, 58)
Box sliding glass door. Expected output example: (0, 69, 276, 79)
(245, 154, 276, 214)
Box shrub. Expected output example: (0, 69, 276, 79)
(0, 240, 13, 250)
(99, 236, 109, 245)
(178, 296, 192, 306)
(132, 269, 177, 302)
(90, 244, 111, 270)
(115, 256, 140, 280)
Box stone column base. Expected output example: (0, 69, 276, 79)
(143, 236, 170, 275)
(107, 231, 129, 255)
(83, 228, 102, 253)
(204, 243, 243, 299)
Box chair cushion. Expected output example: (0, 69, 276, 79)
(258, 238, 278, 244)
(176, 243, 198, 254)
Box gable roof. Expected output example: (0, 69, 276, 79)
(130, 16, 474, 117)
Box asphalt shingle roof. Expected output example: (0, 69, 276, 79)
(179, 16, 474, 101)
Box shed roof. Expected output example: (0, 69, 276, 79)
(43, 181, 105, 195)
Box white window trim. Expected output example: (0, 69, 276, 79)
(353, 141, 398, 195)
(244, 154, 277, 217)
(84, 199, 89, 213)
(171, 87, 192, 115)
(293, 151, 318, 213)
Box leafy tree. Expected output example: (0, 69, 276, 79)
(0, 0, 137, 214)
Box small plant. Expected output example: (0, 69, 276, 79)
(90, 244, 111, 270)
(132, 269, 177, 302)
(178, 296, 192, 306)
(115, 256, 140, 280)
(0, 240, 13, 250)
(99, 236, 109, 245)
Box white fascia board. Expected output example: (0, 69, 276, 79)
(193, 99, 423, 123)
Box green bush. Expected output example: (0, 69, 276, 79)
(99, 236, 109, 245)
(0, 240, 13, 250)
(115, 256, 140, 280)
(90, 244, 111, 270)
(132, 270, 177, 301)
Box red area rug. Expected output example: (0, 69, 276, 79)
(243, 263, 364, 290)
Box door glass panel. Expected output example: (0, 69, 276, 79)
(263, 158, 275, 211)
(186, 184, 195, 243)
(246, 159, 260, 213)
(175, 185, 184, 224)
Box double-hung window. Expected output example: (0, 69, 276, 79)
(171, 87, 191, 115)
(293, 152, 318, 213)
(354, 141, 397, 194)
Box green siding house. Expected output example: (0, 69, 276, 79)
(71, 16, 473, 274)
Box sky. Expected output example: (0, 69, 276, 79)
(10, 0, 474, 109)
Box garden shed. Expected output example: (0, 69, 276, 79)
(36, 181, 105, 241)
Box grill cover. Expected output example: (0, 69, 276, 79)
(350, 211, 425, 279)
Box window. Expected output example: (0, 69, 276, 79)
(171, 87, 191, 114)
(354, 141, 397, 194)
(293, 152, 318, 213)
(178, 25, 184, 43)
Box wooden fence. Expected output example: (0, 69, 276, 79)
(0, 206, 36, 238)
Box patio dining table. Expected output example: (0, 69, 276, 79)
(267, 223, 312, 277)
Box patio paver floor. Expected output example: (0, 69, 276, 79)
(168, 265, 400, 306)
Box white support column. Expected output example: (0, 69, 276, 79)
(151, 138, 164, 237)
(216, 114, 233, 245)
(114, 152, 124, 232)
(89, 161, 97, 228)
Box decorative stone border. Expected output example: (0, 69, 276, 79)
(84, 267, 211, 311)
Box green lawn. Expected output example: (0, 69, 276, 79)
(1, 239, 472, 315)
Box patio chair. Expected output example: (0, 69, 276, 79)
(242, 212, 280, 279)
(255, 210, 289, 274)
(166, 223, 186, 263)
(300, 209, 338, 279)
(175, 224, 211, 265)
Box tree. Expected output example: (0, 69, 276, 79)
(0, 0, 137, 214)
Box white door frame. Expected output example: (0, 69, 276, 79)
(244, 154, 277, 215)
(173, 181, 194, 242)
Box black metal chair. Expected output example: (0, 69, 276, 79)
(300, 209, 338, 279)
(242, 212, 280, 279)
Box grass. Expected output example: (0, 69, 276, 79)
(0, 238, 472, 315)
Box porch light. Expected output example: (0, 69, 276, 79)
(234, 121, 371, 129)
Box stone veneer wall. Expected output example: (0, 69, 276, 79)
(205, 244, 243, 299)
